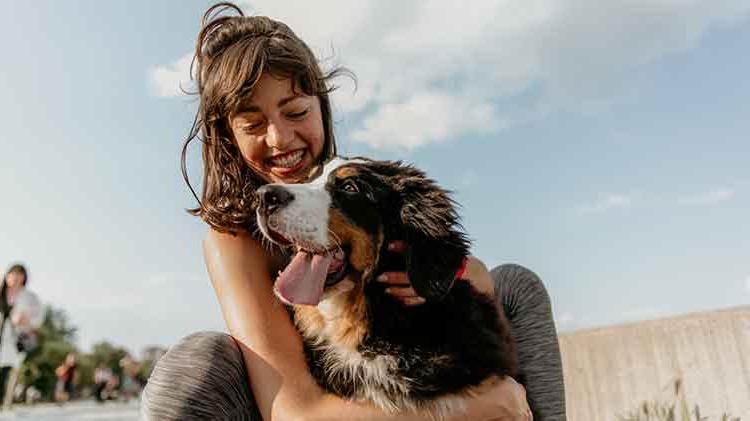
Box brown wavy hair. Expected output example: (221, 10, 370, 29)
(182, 2, 350, 233)
(1, 263, 28, 316)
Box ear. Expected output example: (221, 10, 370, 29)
(395, 168, 470, 301)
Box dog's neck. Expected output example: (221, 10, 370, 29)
(294, 281, 369, 351)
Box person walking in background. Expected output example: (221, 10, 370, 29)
(54, 352, 77, 403)
(93, 362, 113, 403)
(119, 354, 141, 402)
(0, 263, 43, 410)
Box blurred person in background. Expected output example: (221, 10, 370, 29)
(0, 263, 43, 410)
(93, 362, 113, 403)
(54, 352, 77, 403)
(119, 354, 141, 402)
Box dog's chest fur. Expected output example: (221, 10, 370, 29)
(293, 281, 517, 416)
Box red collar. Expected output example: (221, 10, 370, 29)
(454, 257, 469, 280)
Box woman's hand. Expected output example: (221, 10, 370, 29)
(377, 241, 496, 304)
(454, 376, 533, 421)
(376, 240, 426, 306)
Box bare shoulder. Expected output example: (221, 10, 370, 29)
(204, 227, 258, 253)
(203, 228, 278, 284)
(462, 255, 495, 297)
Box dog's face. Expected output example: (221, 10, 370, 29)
(256, 157, 469, 306)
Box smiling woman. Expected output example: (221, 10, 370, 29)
(180, 9, 342, 234)
(142, 2, 565, 421)
(229, 74, 325, 184)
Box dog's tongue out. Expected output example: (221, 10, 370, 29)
(275, 251, 333, 305)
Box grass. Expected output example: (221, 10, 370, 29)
(619, 380, 741, 421)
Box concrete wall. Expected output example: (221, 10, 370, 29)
(559, 306, 750, 421)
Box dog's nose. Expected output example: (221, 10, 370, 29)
(256, 185, 294, 213)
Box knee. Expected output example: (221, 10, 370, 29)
(150, 331, 244, 380)
(142, 331, 255, 420)
(490, 263, 552, 315)
(161, 331, 242, 364)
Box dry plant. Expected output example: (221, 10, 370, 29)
(619, 379, 741, 421)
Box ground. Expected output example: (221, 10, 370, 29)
(0, 400, 138, 420)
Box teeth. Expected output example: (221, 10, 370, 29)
(269, 150, 304, 168)
(295, 244, 345, 259)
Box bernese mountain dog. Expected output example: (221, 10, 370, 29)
(255, 157, 517, 418)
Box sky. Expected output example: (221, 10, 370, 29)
(1, 0, 748, 355)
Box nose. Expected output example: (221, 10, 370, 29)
(256, 185, 294, 214)
(266, 119, 294, 149)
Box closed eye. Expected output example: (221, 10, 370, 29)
(240, 121, 264, 133)
(286, 108, 310, 119)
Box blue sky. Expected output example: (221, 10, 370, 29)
(1, 1, 748, 354)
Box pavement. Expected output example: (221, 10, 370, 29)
(0, 400, 139, 420)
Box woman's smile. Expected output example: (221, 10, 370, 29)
(266, 148, 311, 180)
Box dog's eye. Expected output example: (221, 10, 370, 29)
(341, 180, 359, 194)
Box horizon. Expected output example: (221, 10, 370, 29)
(1, 0, 748, 355)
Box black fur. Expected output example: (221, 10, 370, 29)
(307, 281, 517, 400)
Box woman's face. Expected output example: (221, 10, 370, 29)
(229, 73, 325, 184)
(5, 271, 25, 288)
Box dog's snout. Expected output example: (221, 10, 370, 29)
(257, 185, 294, 213)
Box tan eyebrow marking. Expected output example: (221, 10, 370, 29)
(334, 166, 362, 179)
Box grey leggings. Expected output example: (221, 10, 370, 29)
(141, 264, 566, 420)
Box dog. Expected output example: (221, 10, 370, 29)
(255, 157, 517, 418)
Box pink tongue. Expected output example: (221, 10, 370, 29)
(275, 251, 333, 305)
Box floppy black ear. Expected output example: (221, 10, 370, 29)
(393, 165, 470, 301)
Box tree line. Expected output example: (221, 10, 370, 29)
(17, 305, 160, 401)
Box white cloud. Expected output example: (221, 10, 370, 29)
(577, 193, 632, 214)
(148, 53, 194, 98)
(679, 188, 735, 206)
(351, 93, 509, 150)
(155, 0, 750, 148)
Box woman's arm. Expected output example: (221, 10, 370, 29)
(204, 228, 315, 420)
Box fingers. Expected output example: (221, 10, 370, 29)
(385, 287, 418, 298)
(387, 240, 407, 253)
(376, 272, 410, 285)
(399, 296, 427, 306)
(385, 286, 426, 306)
(377, 272, 426, 306)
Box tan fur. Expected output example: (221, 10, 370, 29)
(294, 280, 368, 351)
(333, 166, 361, 179)
(294, 202, 382, 352)
(328, 209, 376, 273)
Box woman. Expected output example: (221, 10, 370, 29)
(0, 263, 43, 406)
(142, 3, 566, 420)
(54, 352, 77, 403)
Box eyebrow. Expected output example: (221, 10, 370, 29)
(234, 95, 303, 114)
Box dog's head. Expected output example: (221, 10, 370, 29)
(256, 157, 469, 306)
